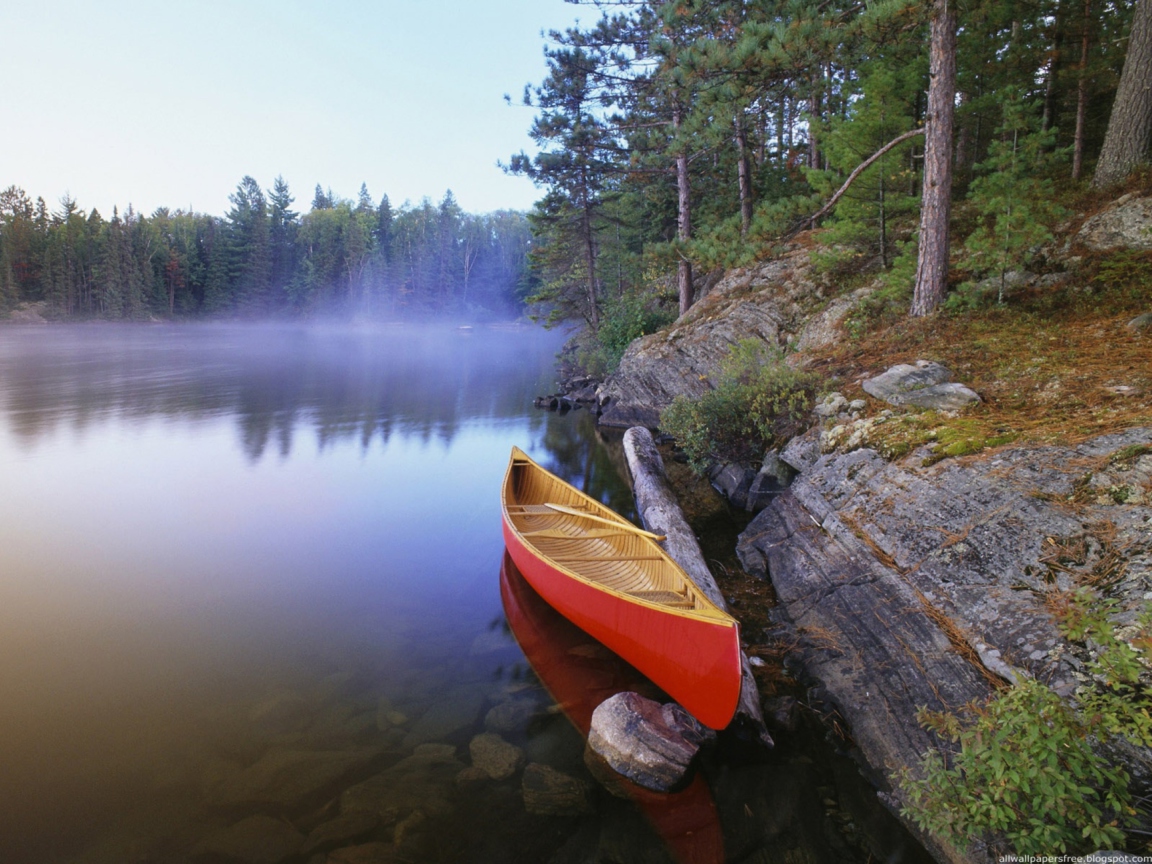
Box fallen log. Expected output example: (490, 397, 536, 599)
(622, 426, 773, 748)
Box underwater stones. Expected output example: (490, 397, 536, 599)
(483, 696, 539, 734)
(861, 361, 981, 411)
(301, 810, 379, 856)
(521, 763, 593, 815)
(326, 842, 399, 863)
(401, 683, 488, 748)
(340, 743, 462, 822)
(192, 815, 303, 864)
(469, 732, 524, 780)
(586, 692, 713, 793)
(207, 746, 387, 814)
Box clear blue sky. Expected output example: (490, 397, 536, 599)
(1, 1, 584, 218)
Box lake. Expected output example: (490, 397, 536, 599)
(0, 322, 928, 864)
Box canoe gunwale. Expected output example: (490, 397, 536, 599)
(502, 448, 735, 627)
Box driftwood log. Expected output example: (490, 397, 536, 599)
(622, 426, 773, 747)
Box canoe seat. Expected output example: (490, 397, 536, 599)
(627, 590, 695, 608)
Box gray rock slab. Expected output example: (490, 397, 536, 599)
(1127, 312, 1152, 333)
(737, 427, 1152, 863)
(598, 250, 822, 428)
(206, 747, 388, 814)
(469, 732, 524, 780)
(1077, 195, 1152, 250)
(192, 815, 303, 864)
(862, 361, 980, 410)
(521, 763, 593, 815)
(586, 692, 711, 792)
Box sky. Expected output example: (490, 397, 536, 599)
(0, 0, 585, 218)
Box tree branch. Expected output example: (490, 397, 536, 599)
(784, 126, 924, 240)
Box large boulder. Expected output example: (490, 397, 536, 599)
(586, 692, 714, 792)
(861, 361, 981, 411)
(1077, 194, 1152, 250)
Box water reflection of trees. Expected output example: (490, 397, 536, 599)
(0, 323, 567, 462)
(535, 411, 638, 522)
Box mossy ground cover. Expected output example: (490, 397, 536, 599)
(806, 258, 1152, 461)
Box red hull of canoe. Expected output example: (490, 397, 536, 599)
(503, 517, 742, 730)
(499, 553, 725, 864)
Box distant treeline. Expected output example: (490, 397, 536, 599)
(0, 178, 533, 319)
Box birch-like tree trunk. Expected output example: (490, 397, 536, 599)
(910, 0, 958, 318)
(1072, 0, 1093, 180)
(673, 105, 694, 317)
(735, 114, 754, 236)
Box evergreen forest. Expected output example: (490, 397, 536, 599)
(0, 179, 532, 319)
(508, 0, 1149, 368)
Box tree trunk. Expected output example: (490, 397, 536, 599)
(1072, 0, 1093, 180)
(582, 199, 600, 330)
(1093, 0, 1152, 187)
(734, 114, 754, 236)
(674, 105, 694, 317)
(808, 80, 820, 170)
(622, 427, 773, 748)
(911, 0, 958, 318)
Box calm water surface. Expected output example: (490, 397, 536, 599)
(0, 323, 928, 864)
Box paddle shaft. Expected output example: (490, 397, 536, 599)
(542, 502, 666, 541)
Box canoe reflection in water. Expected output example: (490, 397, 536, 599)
(500, 552, 725, 864)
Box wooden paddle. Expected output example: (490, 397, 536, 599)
(542, 502, 666, 541)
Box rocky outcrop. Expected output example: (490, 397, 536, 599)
(598, 248, 861, 428)
(738, 427, 1152, 864)
(1077, 194, 1152, 250)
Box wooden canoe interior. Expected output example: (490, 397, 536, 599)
(505, 455, 719, 616)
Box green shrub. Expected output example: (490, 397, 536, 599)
(576, 288, 676, 376)
(660, 339, 818, 471)
(903, 680, 1131, 856)
(902, 588, 1150, 856)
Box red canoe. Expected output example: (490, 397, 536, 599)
(501, 446, 742, 730)
(499, 552, 725, 864)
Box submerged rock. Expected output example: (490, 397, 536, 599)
(483, 696, 540, 734)
(341, 743, 462, 823)
(401, 683, 488, 748)
(301, 810, 379, 856)
(192, 815, 303, 864)
(206, 746, 388, 815)
(521, 763, 593, 815)
(327, 842, 399, 863)
(586, 692, 714, 792)
(469, 732, 524, 780)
